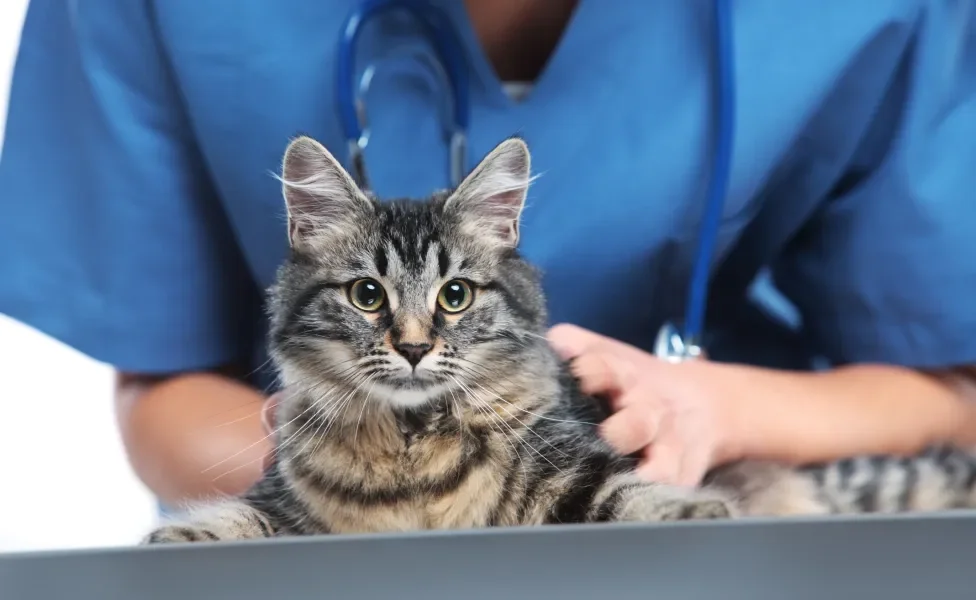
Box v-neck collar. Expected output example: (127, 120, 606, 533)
(436, 0, 594, 108)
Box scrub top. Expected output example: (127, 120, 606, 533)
(0, 1, 974, 383)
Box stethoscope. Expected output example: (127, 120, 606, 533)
(337, 0, 736, 364)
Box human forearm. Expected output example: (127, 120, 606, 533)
(115, 372, 270, 506)
(548, 323, 976, 486)
(722, 362, 976, 466)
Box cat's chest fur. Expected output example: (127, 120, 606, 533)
(279, 401, 515, 533)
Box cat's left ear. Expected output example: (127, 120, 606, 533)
(444, 137, 532, 248)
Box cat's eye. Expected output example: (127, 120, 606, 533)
(437, 280, 474, 313)
(348, 278, 386, 312)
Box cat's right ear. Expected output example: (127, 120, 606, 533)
(279, 136, 372, 248)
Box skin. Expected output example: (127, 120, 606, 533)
(115, 371, 270, 504)
(547, 324, 976, 487)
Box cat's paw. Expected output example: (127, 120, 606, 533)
(616, 488, 735, 522)
(142, 524, 222, 545)
(654, 497, 734, 521)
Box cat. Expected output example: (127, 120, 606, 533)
(144, 135, 976, 544)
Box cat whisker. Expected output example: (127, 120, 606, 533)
(457, 358, 598, 427)
(446, 385, 465, 449)
(201, 387, 323, 474)
(285, 375, 366, 460)
(209, 456, 267, 484)
(294, 386, 356, 462)
(318, 356, 369, 380)
(470, 394, 547, 478)
(455, 379, 525, 459)
(353, 374, 382, 444)
(447, 362, 574, 461)
(449, 375, 562, 474)
(273, 367, 368, 443)
(467, 378, 571, 462)
(472, 399, 529, 482)
(267, 390, 345, 466)
(189, 371, 324, 433)
(208, 393, 338, 483)
(199, 406, 265, 431)
(198, 365, 352, 433)
(311, 392, 356, 457)
(206, 364, 366, 477)
(459, 385, 527, 481)
(509, 331, 550, 344)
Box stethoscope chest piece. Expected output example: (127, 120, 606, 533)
(653, 322, 704, 363)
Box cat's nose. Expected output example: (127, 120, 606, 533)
(394, 342, 433, 367)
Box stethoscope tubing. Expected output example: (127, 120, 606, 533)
(336, 0, 736, 361)
(682, 0, 736, 350)
(337, 0, 469, 190)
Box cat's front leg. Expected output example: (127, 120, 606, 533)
(590, 474, 736, 523)
(143, 500, 277, 545)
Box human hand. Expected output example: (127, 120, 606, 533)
(547, 324, 742, 487)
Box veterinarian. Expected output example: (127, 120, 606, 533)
(0, 1, 974, 504)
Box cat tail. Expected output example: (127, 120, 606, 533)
(707, 446, 976, 517)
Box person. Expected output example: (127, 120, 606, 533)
(1, 0, 975, 506)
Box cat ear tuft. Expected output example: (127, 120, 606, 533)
(444, 137, 532, 248)
(279, 136, 371, 247)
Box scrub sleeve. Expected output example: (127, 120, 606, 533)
(773, 6, 976, 369)
(0, 1, 260, 373)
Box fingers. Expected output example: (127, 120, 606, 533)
(549, 324, 715, 488)
(549, 323, 671, 378)
(547, 323, 613, 358)
(569, 351, 633, 398)
(600, 404, 660, 456)
(636, 437, 684, 486)
(675, 444, 712, 487)
(547, 323, 647, 361)
(634, 419, 711, 487)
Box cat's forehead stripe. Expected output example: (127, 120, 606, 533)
(375, 245, 388, 277)
(375, 201, 447, 276)
(382, 239, 406, 279)
(438, 245, 450, 278)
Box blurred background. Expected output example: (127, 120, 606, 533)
(0, 0, 158, 552)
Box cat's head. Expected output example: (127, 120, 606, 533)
(268, 135, 550, 410)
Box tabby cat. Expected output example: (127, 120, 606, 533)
(145, 136, 976, 544)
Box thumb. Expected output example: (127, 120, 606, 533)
(548, 323, 654, 364)
(547, 323, 617, 359)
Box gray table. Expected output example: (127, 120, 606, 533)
(2, 513, 975, 599)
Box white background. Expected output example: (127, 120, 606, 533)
(0, 0, 159, 553)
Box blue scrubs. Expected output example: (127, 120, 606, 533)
(1, 1, 974, 382)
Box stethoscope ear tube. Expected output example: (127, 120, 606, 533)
(655, 0, 735, 363)
(337, 0, 470, 191)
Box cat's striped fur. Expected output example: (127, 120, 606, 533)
(144, 136, 976, 544)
